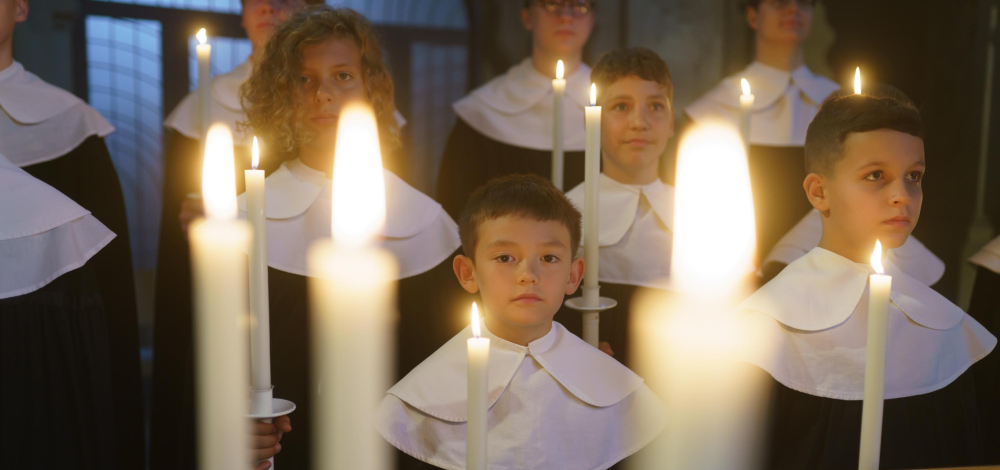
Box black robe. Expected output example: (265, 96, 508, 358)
(968, 266, 1000, 464)
(18, 135, 145, 470)
(436, 117, 585, 219)
(764, 358, 991, 470)
(745, 144, 814, 265)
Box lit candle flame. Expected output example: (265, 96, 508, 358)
(671, 122, 756, 293)
(251, 136, 259, 170)
(202, 123, 238, 220)
(556, 60, 564, 80)
(471, 302, 481, 338)
(854, 67, 861, 94)
(332, 102, 386, 247)
(741, 78, 751, 97)
(590, 83, 597, 106)
(870, 240, 884, 274)
(197, 28, 207, 45)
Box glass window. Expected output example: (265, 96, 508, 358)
(187, 35, 253, 91)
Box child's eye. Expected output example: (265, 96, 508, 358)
(612, 103, 627, 112)
(337, 72, 353, 81)
(864, 171, 883, 181)
(300, 75, 311, 84)
(542, 255, 560, 263)
(495, 254, 513, 263)
(651, 103, 664, 111)
(906, 171, 923, 183)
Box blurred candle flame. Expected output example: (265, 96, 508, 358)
(197, 28, 207, 45)
(870, 240, 884, 274)
(556, 60, 564, 80)
(331, 102, 385, 247)
(471, 302, 481, 338)
(741, 78, 751, 97)
(854, 67, 862, 94)
(202, 123, 237, 220)
(251, 136, 259, 170)
(590, 83, 597, 106)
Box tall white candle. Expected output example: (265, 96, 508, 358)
(859, 240, 892, 470)
(739, 78, 754, 150)
(309, 102, 396, 470)
(190, 124, 250, 470)
(196, 28, 211, 141)
(467, 302, 489, 470)
(551, 60, 566, 190)
(582, 83, 602, 346)
(855, 67, 862, 95)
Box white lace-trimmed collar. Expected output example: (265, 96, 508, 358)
(764, 209, 945, 286)
(566, 174, 674, 248)
(236, 158, 459, 278)
(740, 247, 996, 400)
(386, 321, 644, 422)
(969, 236, 1000, 275)
(0, 61, 114, 166)
(453, 57, 591, 151)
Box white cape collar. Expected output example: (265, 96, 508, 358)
(0, 152, 115, 298)
(237, 159, 459, 278)
(566, 174, 674, 247)
(453, 58, 590, 151)
(689, 62, 840, 113)
(0, 62, 114, 166)
(969, 236, 1000, 275)
(387, 321, 644, 423)
(764, 209, 945, 286)
(740, 247, 996, 400)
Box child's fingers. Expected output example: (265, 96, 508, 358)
(252, 420, 278, 436)
(274, 415, 292, 433)
(253, 459, 272, 470)
(251, 443, 281, 461)
(253, 433, 280, 449)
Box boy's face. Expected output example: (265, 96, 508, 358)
(455, 215, 583, 331)
(521, 1, 594, 59)
(747, 0, 813, 46)
(811, 129, 925, 252)
(600, 76, 673, 179)
(241, 0, 308, 49)
(299, 38, 366, 152)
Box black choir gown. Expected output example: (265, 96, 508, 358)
(746, 145, 813, 265)
(12, 135, 145, 470)
(764, 357, 992, 470)
(436, 118, 585, 219)
(968, 266, 999, 464)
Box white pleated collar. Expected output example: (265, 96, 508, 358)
(566, 174, 674, 247)
(237, 158, 459, 278)
(387, 321, 644, 423)
(0, 61, 114, 166)
(453, 58, 590, 151)
(0, 152, 115, 298)
(969, 236, 1000, 275)
(764, 209, 945, 286)
(740, 247, 996, 400)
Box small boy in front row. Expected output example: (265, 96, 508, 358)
(377, 175, 664, 469)
(739, 90, 997, 469)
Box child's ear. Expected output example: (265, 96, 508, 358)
(453, 254, 480, 294)
(745, 6, 759, 31)
(565, 257, 585, 295)
(803, 173, 831, 214)
(520, 8, 533, 31)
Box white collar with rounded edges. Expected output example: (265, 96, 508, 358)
(453, 57, 591, 151)
(969, 236, 1000, 275)
(764, 209, 945, 286)
(236, 158, 459, 278)
(0, 62, 114, 166)
(687, 62, 840, 115)
(0, 151, 116, 298)
(386, 321, 644, 423)
(566, 174, 674, 247)
(740, 247, 996, 400)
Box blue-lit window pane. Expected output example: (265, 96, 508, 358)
(187, 35, 253, 91)
(92, 0, 241, 14)
(86, 15, 163, 270)
(410, 42, 467, 191)
(328, 0, 468, 29)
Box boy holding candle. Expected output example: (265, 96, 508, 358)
(377, 174, 665, 470)
(560, 47, 676, 366)
(738, 90, 997, 469)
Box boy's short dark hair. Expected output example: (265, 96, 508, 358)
(459, 174, 583, 260)
(591, 47, 674, 107)
(804, 89, 923, 176)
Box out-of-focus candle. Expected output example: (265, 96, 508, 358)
(551, 60, 566, 190)
(190, 123, 250, 470)
(739, 78, 754, 149)
(467, 302, 489, 470)
(196, 28, 211, 141)
(854, 67, 862, 95)
(859, 240, 891, 470)
(309, 102, 397, 470)
(581, 83, 602, 346)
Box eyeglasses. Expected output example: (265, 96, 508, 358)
(536, 0, 594, 17)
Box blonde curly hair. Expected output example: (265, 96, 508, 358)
(240, 5, 399, 159)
